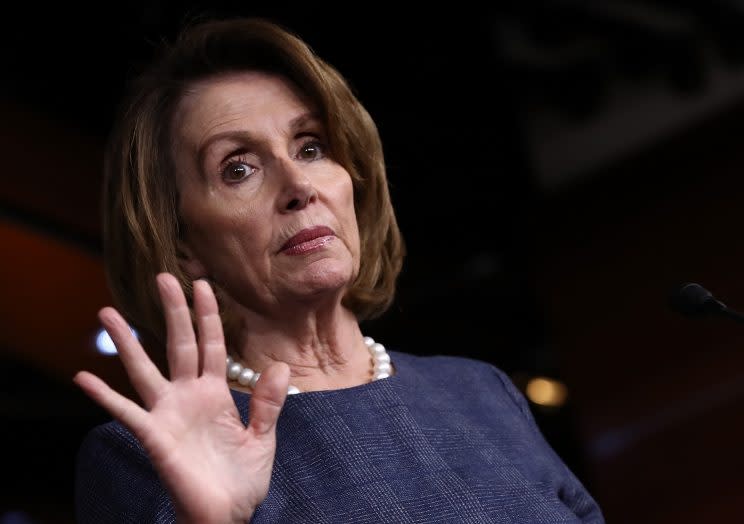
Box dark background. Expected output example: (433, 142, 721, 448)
(3, 2, 744, 523)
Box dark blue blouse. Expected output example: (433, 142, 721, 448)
(75, 350, 605, 523)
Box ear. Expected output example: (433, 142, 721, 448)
(177, 239, 208, 280)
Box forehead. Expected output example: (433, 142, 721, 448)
(172, 71, 313, 147)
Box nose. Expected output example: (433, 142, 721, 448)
(274, 158, 317, 213)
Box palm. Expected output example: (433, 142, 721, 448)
(142, 376, 273, 522)
(75, 274, 289, 524)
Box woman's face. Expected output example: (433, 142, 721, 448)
(171, 71, 360, 314)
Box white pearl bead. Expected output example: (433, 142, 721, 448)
(374, 353, 391, 365)
(237, 368, 255, 386)
(227, 362, 242, 380)
(374, 362, 392, 374)
(225, 335, 391, 390)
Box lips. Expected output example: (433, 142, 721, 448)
(280, 225, 336, 254)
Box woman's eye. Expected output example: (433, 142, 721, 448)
(221, 161, 256, 183)
(298, 141, 325, 161)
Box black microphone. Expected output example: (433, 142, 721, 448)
(669, 282, 744, 324)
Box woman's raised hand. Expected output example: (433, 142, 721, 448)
(74, 273, 289, 524)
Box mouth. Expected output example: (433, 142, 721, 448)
(279, 225, 336, 255)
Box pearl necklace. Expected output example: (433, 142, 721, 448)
(225, 336, 392, 395)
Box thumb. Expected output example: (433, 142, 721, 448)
(248, 362, 290, 436)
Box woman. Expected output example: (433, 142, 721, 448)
(74, 17, 605, 523)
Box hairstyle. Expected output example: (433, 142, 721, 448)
(103, 17, 405, 356)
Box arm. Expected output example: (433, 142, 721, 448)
(491, 366, 606, 524)
(74, 274, 289, 524)
(75, 422, 175, 523)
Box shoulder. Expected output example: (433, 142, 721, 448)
(389, 350, 532, 418)
(391, 351, 606, 521)
(78, 420, 148, 465)
(390, 349, 499, 375)
(75, 421, 174, 524)
(390, 350, 519, 391)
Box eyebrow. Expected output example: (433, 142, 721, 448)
(197, 111, 322, 168)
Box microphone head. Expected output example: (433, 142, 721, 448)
(669, 282, 725, 316)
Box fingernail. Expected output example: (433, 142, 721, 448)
(195, 277, 213, 289)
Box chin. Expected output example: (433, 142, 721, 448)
(296, 259, 354, 296)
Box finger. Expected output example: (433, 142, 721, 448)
(248, 362, 290, 437)
(74, 371, 151, 438)
(98, 307, 168, 408)
(157, 273, 199, 380)
(193, 279, 227, 377)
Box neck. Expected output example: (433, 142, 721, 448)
(226, 299, 371, 392)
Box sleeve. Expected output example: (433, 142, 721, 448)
(75, 422, 176, 524)
(490, 366, 606, 524)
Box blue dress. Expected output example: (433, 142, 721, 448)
(75, 350, 605, 523)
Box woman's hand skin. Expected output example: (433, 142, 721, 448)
(74, 273, 290, 524)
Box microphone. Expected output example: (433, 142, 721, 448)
(669, 282, 744, 324)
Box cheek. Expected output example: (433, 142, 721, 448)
(181, 198, 268, 260)
(345, 193, 362, 264)
(339, 180, 360, 247)
(184, 187, 252, 231)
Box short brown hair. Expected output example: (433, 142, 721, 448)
(103, 17, 404, 356)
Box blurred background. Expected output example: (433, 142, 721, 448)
(3, 1, 744, 523)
